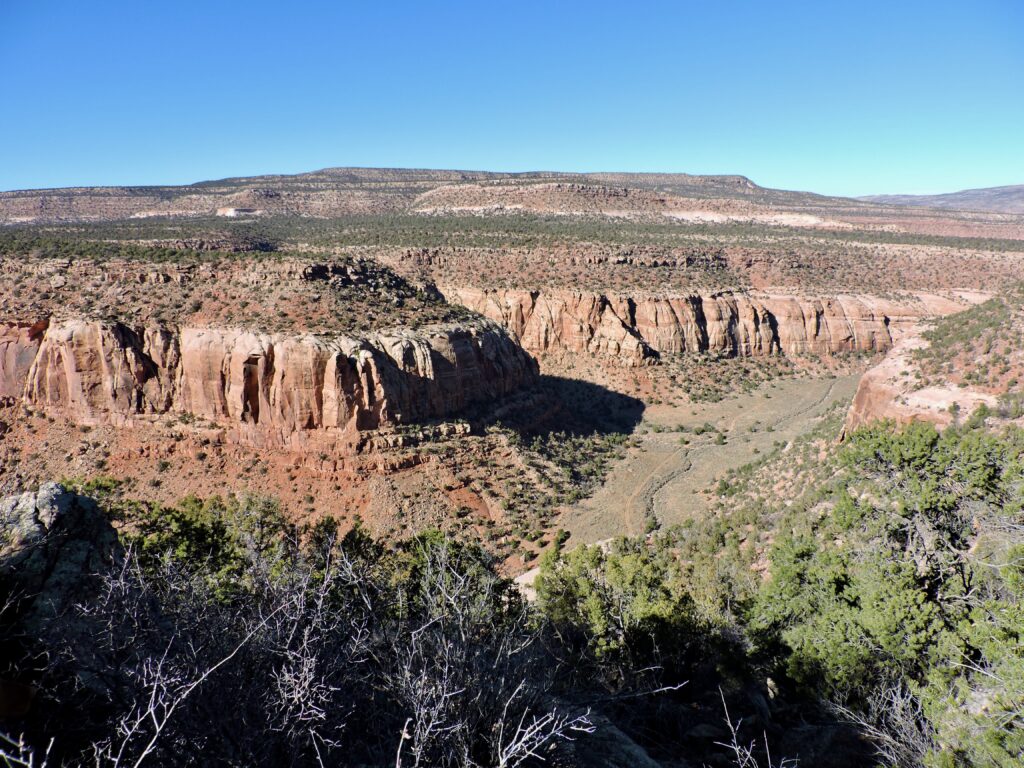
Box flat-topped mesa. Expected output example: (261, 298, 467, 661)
(2, 317, 538, 452)
(444, 287, 970, 366)
(0, 256, 462, 342)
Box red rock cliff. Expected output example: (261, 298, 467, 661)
(4, 318, 537, 451)
(445, 288, 970, 366)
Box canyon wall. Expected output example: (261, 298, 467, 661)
(2, 318, 537, 451)
(843, 330, 997, 435)
(445, 287, 969, 366)
(0, 322, 48, 400)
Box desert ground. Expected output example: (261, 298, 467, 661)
(564, 374, 860, 542)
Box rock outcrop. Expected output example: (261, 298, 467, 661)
(0, 321, 48, 400)
(445, 288, 969, 366)
(445, 290, 655, 365)
(3, 318, 538, 451)
(0, 482, 121, 631)
(843, 329, 998, 435)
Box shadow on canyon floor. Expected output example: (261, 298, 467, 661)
(538, 374, 645, 435)
(478, 374, 645, 440)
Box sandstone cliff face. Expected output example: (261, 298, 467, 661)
(445, 288, 967, 366)
(0, 321, 48, 400)
(843, 329, 997, 435)
(5, 318, 537, 450)
(452, 290, 654, 365)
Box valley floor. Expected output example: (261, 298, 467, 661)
(559, 374, 860, 543)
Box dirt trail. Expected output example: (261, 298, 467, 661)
(559, 375, 860, 543)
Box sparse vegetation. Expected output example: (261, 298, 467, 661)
(913, 285, 1024, 392)
(3, 168, 1024, 767)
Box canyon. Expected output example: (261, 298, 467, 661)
(0, 167, 1021, 560)
(6, 4, 1024, 761)
(1, 169, 1023, 765)
(0, 276, 977, 454)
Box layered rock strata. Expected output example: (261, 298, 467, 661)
(445, 288, 970, 366)
(1, 318, 537, 451)
(0, 321, 48, 399)
(843, 330, 997, 435)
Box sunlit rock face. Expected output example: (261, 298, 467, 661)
(5, 317, 537, 451)
(446, 288, 962, 366)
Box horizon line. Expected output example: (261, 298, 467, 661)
(0, 164, 1020, 200)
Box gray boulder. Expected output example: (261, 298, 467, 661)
(1, 482, 121, 631)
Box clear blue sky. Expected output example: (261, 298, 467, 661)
(2, 1, 1022, 196)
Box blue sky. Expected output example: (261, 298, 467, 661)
(1, 1, 1022, 196)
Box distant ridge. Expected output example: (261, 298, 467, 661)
(3, 167, 766, 196)
(3, 166, 1022, 228)
(0, 167, 839, 225)
(862, 184, 1024, 214)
